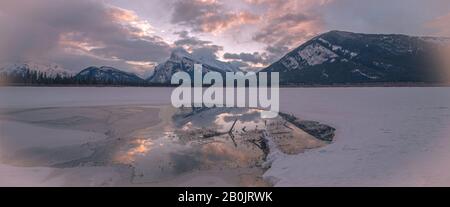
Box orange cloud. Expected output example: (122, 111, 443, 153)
(426, 12, 450, 36)
(171, 0, 259, 33)
(109, 6, 139, 22)
(250, 0, 334, 58)
(108, 6, 157, 38)
(200, 11, 260, 33)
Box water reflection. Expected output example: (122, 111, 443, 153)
(115, 113, 268, 184)
(116, 138, 153, 164)
(112, 107, 314, 186)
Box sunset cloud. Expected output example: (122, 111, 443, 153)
(426, 12, 450, 36)
(174, 31, 224, 59)
(171, 0, 259, 33)
(0, 0, 171, 75)
(0, 0, 449, 75)
(248, 0, 333, 60)
(223, 51, 269, 70)
(223, 52, 267, 65)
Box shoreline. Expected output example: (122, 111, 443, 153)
(1, 82, 450, 88)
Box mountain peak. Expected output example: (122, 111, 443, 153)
(322, 30, 355, 36)
(168, 49, 193, 63)
(148, 49, 240, 83)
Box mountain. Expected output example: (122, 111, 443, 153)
(74, 66, 146, 85)
(148, 49, 241, 84)
(262, 30, 450, 85)
(0, 62, 74, 78)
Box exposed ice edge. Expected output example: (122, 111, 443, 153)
(260, 130, 288, 186)
(261, 128, 335, 186)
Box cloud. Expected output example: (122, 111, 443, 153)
(323, 0, 450, 36)
(426, 12, 450, 36)
(229, 61, 250, 68)
(170, 0, 333, 66)
(174, 30, 223, 59)
(223, 52, 267, 64)
(222, 52, 270, 71)
(2, 0, 449, 74)
(171, 0, 259, 33)
(248, 0, 332, 59)
(174, 31, 213, 49)
(0, 0, 171, 74)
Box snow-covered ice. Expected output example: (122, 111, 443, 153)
(266, 87, 450, 186)
(0, 87, 449, 186)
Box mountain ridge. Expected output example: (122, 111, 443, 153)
(0, 62, 74, 78)
(147, 49, 241, 84)
(73, 66, 147, 86)
(261, 30, 449, 85)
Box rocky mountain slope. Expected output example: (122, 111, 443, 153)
(262, 31, 449, 85)
(74, 66, 146, 85)
(148, 49, 240, 84)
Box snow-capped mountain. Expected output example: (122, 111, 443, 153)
(262, 30, 449, 85)
(148, 49, 241, 83)
(74, 66, 146, 85)
(0, 62, 74, 78)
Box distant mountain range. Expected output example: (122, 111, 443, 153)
(0, 50, 241, 86)
(1, 31, 449, 86)
(74, 66, 146, 86)
(0, 62, 74, 78)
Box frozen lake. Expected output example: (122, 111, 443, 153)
(1, 87, 450, 186)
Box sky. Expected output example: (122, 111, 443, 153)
(0, 0, 449, 77)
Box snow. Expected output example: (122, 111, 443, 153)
(1, 87, 450, 186)
(149, 50, 240, 83)
(316, 37, 358, 59)
(298, 43, 338, 66)
(79, 70, 90, 76)
(420, 37, 450, 46)
(0, 120, 106, 152)
(332, 45, 342, 51)
(0, 62, 74, 77)
(171, 49, 240, 72)
(0, 164, 124, 186)
(0, 164, 64, 186)
(0, 87, 173, 108)
(317, 38, 331, 45)
(264, 87, 450, 186)
(373, 61, 393, 69)
(351, 69, 378, 79)
(77, 66, 141, 81)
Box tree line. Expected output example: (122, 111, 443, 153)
(0, 68, 171, 86)
(0, 69, 73, 85)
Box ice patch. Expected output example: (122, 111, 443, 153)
(352, 69, 378, 79)
(298, 43, 338, 66)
